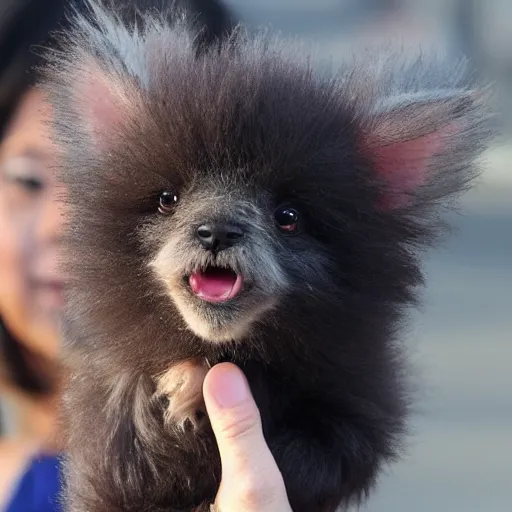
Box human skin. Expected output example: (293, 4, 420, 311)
(204, 363, 293, 512)
(0, 88, 64, 360)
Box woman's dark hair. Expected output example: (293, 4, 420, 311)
(0, 0, 74, 138)
(0, 319, 54, 395)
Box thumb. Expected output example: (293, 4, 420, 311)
(203, 363, 291, 512)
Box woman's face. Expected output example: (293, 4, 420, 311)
(0, 89, 64, 360)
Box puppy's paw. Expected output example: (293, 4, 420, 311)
(155, 358, 210, 431)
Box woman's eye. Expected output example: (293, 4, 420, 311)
(158, 190, 179, 214)
(14, 176, 44, 193)
(2, 159, 45, 194)
(274, 206, 300, 233)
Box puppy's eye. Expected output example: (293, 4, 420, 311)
(274, 207, 299, 233)
(158, 191, 179, 214)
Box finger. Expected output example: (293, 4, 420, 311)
(203, 363, 291, 512)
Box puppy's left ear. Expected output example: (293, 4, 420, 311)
(64, 56, 139, 154)
(360, 87, 494, 209)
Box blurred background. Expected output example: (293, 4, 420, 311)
(0, 1, 510, 511)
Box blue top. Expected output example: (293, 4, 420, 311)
(6, 455, 62, 512)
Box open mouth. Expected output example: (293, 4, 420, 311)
(188, 266, 243, 303)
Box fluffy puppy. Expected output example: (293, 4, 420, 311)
(42, 1, 495, 511)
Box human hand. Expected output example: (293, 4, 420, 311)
(203, 363, 293, 512)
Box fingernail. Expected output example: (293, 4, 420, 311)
(210, 365, 250, 409)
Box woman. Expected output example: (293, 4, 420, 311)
(0, 1, 293, 511)
(0, 1, 74, 509)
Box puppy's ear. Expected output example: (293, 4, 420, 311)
(360, 88, 493, 209)
(68, 57, 137, 153)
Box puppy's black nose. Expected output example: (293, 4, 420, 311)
(196, 223, 244, 251)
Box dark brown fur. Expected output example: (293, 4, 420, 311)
(42, 1, 495, 511)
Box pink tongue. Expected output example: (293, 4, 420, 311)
(189, 269, 239, 302)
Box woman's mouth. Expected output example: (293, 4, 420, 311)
(188, 266, 243, 303)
